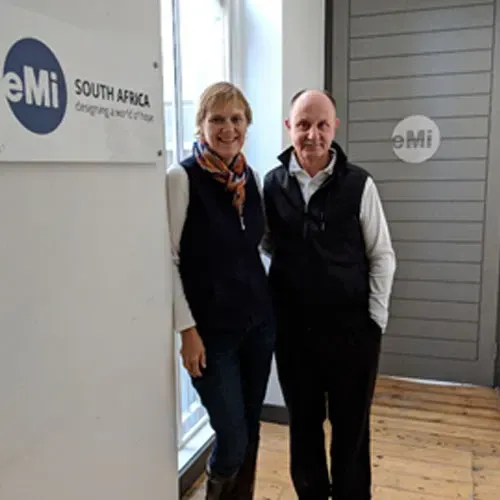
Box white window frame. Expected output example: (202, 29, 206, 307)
(226, 0, 244, 87)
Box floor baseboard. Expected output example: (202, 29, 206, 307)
(261, 404, 289, 426)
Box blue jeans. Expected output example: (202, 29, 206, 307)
(192, 317, 276, 477)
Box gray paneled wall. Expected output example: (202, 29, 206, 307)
(344, 1, 495, 366)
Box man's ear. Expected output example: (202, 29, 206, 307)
(285, 118, 291, 130)
(335, 117, 340, 129)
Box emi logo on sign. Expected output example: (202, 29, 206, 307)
(391, 115, 440, 164)
(2, 37, 67, 135)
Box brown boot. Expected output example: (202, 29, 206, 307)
(205, 465, 236, 500)
(228, 439, 259, 500)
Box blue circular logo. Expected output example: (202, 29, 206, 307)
(3, 38, 67, 134)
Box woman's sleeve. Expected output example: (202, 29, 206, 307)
(166, 164, 196, 333)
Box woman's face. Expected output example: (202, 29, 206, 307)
(200, 100, 248, 163)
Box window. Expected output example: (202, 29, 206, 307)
(161, 0, 231, 453)
(162, 0, 230, 167)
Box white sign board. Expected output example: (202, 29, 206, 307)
(391, 115, 440, 164)
(0, 5, 162, 163)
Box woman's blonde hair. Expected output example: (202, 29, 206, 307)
(195, 82, 253, 138)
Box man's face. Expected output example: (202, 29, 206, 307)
(286, 91, 338, 166)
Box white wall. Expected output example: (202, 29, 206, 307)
(0, 1, 179, 498)
(238, 0, 283, 178)
(281, 0, 327, 148)
(238, 0, 325, 406)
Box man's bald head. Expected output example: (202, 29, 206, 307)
(290, 89, 337, 113)
(285, 89, 339, 173)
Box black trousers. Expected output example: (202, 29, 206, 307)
(275, 313, 382, 500)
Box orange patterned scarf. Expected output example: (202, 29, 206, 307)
(193, 141, 248, 217)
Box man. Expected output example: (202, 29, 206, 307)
(262, 89, 396, 500)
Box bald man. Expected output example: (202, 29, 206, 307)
(262, 90, 396, 500)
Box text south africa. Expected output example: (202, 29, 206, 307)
(74, 79, 151, 107)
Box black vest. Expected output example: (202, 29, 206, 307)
(179, 156, 272, 335)
(263, 142, 370, 323)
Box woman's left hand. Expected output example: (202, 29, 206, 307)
(180, 327, 206, 377)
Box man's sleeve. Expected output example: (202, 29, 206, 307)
(359, 176, 396, 332)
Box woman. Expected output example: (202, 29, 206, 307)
(166, 82, 275, 500)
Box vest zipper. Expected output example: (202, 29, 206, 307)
(302, 205, 308, 239)
(240, 215, 246, 231)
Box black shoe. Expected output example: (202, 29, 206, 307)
(229, 439, 259, 500)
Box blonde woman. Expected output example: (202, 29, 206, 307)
(166, 82, 275, 500)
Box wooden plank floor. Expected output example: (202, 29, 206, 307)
(182, 375, 500, 499)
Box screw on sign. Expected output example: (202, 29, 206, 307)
(391, 115, 441, 164)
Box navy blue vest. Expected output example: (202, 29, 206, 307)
(264, 142, 370, 327)
(179, 156, 272, 336)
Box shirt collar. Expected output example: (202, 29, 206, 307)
(289, 148, 337, 178)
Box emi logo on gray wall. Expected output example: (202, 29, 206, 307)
(392, 115, 440, 164)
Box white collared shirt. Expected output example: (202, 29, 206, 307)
(289, 149, 337, 204)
